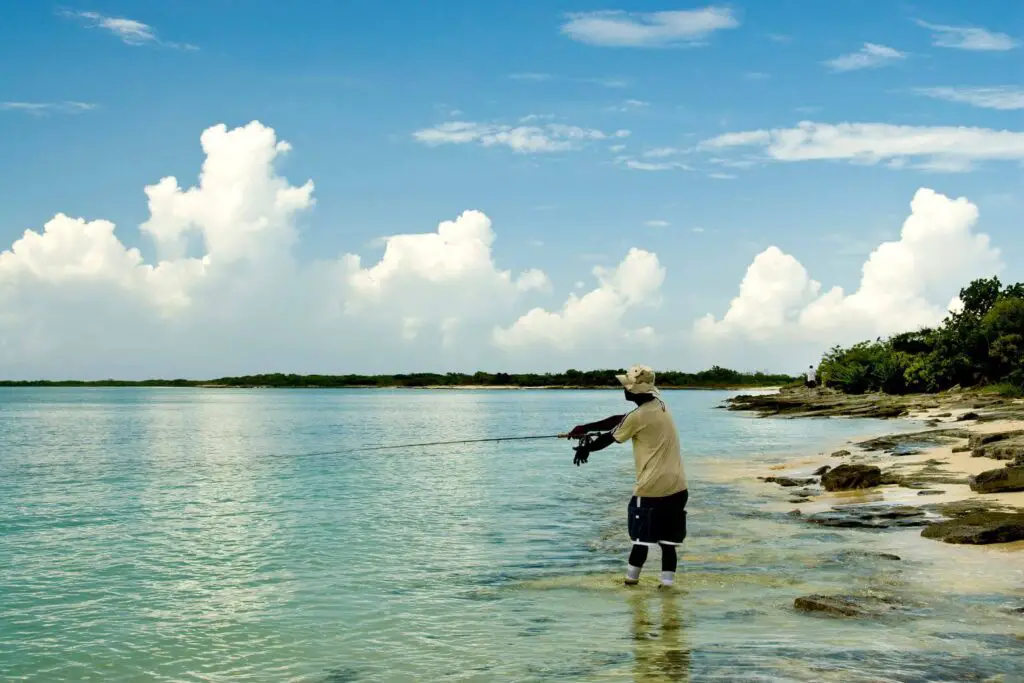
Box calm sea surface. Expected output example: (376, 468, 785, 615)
(1, 388, 1022, 682)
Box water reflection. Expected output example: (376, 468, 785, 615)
(630, 590, 691, 682)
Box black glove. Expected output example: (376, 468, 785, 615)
(573, 433, 596, 466)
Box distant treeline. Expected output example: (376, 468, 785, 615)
(0, 366, 796, 389)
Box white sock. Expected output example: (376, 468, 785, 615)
(660, 571, 674, 586)
(626, 565, 642, 582)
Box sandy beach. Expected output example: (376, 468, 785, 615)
(748, 397, 1024, 547)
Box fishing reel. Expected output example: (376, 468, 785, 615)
(572, 432, 598, 466)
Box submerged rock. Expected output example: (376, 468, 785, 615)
(831, 449, 851, 458)
(956, 411, 980, 421)
(917, 489, 945, 496)
(806, 504, 929, 529)
(921, 512, 1024, 544)
(794, 594, 901, 618)
(821, 464, 882, 491)
(760, 476, 817, 487)
(969, 465, 1024, 494)
(835, 550, 901, 562)
(813, 465, 831, 476)
(857, 428, 970, 453)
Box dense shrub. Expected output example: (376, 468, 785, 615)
(816, 277, 1024, 395)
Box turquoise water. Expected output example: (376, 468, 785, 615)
(1, 388, 1022, 682)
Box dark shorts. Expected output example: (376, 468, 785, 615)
(627, 488, 688, 546)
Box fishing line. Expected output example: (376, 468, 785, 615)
(267, 432, 599, 459)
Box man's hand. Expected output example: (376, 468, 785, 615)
(568, 424, 588, 439)
(573, 444, 590, 466)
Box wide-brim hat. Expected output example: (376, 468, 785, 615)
(616, 364, 658, 395)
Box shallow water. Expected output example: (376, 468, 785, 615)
(1, 388, 1021, 682)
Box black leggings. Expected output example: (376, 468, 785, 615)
(628, 543, 677, 572)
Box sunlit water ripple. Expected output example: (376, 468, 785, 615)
(1, 388, 1021, 682)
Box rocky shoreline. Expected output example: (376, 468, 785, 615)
(729, 386, 1024, 548)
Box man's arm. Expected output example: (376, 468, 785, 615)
(572, 430, 619, 466)
(568, 415, 626, 438)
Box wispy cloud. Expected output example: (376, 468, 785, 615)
(0, 101, 99, 116)
(643, 147, 684, 158)
(606, 99, 650, 112)
(709, 157, 757, 169)
(60, 10, 198, 50)
(708, 172, 737, 180)
(744, 71, 770, 80)
(767, 33, 792, 43)
(578, 76, 630, 88)
(701, 121, 1024, 172)
(620, 158, 693, 171)
(414, 120, 630, 153)
(509, 73, 630, 88)
(508, 73, 555, 82)
(824, 43, 905, 72)
(915, 20, 1017, 51)
(561, 7, 739, 48)
(915, 86, 1024, 110)
(645, 220, 670, 227)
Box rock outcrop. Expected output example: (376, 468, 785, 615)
(970, 431, 1024, 461)
(806, 505, 929, 529)
(969, 465, 1024, 494)
(821, 464, 881, 491)
(920, 512, 1024, 544)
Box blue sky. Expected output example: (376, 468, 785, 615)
(0, 2, 1022, 378)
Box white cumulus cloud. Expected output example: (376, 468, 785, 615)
(343, 210, 548, 302)
(695, 188, 1002, 345)
(561, 7, 739, 47)
(141, 121, 315, 264)
(494, 248, 665, 351)
(0, 120, 561, 379)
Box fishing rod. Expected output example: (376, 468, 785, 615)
(271, 432, 600, 459)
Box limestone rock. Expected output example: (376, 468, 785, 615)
(806, 504, 928, 529)
(921, 512, 1024, 544)
(760, 476, 817, 487)
(821, 464, 882, 491)
(969, 466, 1024, 494)
(794, 594, 901, 618)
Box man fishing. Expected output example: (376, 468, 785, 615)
(566, 365, 688, 588)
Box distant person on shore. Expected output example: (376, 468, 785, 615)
(805, 365, 817, 389)
(565, 365, 688, 588)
